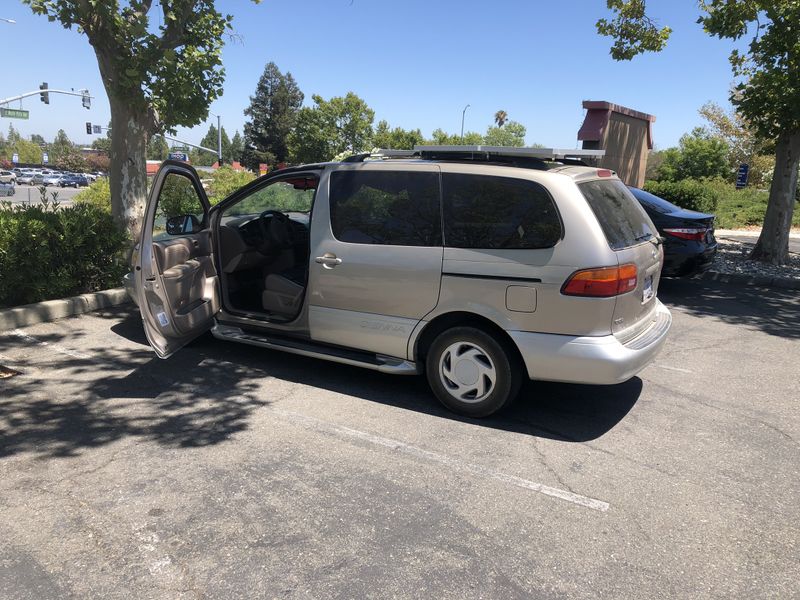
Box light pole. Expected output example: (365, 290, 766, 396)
(460, 104, 470, 141)
(0, 18, 16, 24)
(216, 114, 222, 165)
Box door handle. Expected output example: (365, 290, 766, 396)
(315, 253, 342, 269)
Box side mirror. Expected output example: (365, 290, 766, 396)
(166, 214, 202, 235)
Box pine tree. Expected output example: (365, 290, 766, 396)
(242, 62, 304, 170)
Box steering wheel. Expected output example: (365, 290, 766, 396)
(257, 210, 294, 254)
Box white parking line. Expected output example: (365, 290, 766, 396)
(274, 409, 610, 512)
(654, 364, 693, 374)
(11, 329, 92, 361)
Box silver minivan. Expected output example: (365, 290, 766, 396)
(129, 146, 671, 417)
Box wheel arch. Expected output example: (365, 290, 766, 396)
(412, 311, 525, 374)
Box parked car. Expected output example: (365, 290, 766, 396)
(0, 182, 14, 196)
(59, 174, 89, 188)
(16, 173, 36, 185)
(126, 147, 671, 417)
(628, 187, 717, 276)
(0, 170, 16, 184)
(42, 173, 63, 186)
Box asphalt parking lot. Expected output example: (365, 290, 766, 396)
(1, 278, 798, 599)
(5, 184, 83, 206)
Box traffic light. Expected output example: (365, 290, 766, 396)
(86, 122, 92, 135)
(82, 91, 91, 110)
(39, 82, 49, 104)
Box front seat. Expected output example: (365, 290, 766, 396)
(262, 274, 304, 318)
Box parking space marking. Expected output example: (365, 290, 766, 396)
(654, 364, 693, 374)
(274, 408, 610, 512)
(11, 329, 92, 361)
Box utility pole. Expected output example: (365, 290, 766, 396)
(217, 114, 223, 165)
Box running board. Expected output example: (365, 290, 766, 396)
(211, 324, 420, 375)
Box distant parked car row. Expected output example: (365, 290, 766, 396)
(6, 167, 103, 188)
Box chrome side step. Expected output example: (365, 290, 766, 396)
(211, 324, 420, 375)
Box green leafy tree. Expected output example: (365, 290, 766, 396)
(10, 138, 44, 164)
(24, 0, 259, 242)
(30, 134, 46, 146)
(655, 128, 729, 181)
(288, 92, 375, 163)
(146, 134, 170, 161)
(190, 123, 230, 166)
(597, 0, 800, 264)
(699, 101, 773, 186)
(484, 121, 527, 147)
(242, 62, 304, 170)
(373, 120, 425, 150)
(50, 129, 74, 164)
(428, 128, 483, 145)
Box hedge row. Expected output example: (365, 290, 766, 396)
(0, 200, 128, 307)
(643, 178, 800, 229)
(642, 179, 719, 214)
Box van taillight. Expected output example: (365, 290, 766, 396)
(561, 264, 638, 297)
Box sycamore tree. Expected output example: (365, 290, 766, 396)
(24, 0, 259, 241)
(597, 0, 800, 264)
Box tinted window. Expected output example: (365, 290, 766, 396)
(442, 174, 561, 249)
(329, 170, 441, 246)
(579, 180, 655, 250)
(628, 187, 678, 215)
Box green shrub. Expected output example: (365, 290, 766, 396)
(643, 177, 800, 229)
(643, 179, 719, 214)
(74, 177, 111, 211)
(207, 166, 255, 205)
(0, 200, 128, 307)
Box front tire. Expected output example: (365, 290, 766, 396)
(425, 326, 522, 418)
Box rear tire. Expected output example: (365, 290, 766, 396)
(425, 326, 522, 418)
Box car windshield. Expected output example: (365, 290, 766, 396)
(579, 179, 655, 250)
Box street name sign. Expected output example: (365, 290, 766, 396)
(1, 108, 30, 119)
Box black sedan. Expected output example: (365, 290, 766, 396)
(629, 187, 717, 276)
(59, 174, 89, 188)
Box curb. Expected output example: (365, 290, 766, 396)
(694, 270, 800, 290)
(0, 288, 131, 332)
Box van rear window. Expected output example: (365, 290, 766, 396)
(579, 180, 655, 250)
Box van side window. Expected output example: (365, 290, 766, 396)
(329, 171, 442, 246)
(442, 174, 562, 249)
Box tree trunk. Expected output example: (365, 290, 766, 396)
(750, 130, 800, 264)
(108, 96, 150, 244)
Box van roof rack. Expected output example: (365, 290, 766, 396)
(413, 145, 605, 161)
(341, 146, 605, 169)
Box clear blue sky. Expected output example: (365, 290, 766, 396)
(3, 1, 742, 151)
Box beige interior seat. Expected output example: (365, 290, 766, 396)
(262, 274, 304, 318)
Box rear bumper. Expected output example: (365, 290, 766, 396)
(509, 301, 671, 385)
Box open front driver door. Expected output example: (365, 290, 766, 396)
(135, 160, 220, 358)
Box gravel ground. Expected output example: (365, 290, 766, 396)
(710, 238, 800, 280)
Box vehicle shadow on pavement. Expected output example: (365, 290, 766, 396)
(0, 322, 268, 460)
(658, 277, 800, 339)
(0, 308, 641, 460)
(173, 332, 642, 444)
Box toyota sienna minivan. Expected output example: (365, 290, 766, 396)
(127, 146, 671, 417)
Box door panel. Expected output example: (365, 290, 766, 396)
(307, 165, 443, 358)
(136, 161, 219, 358)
